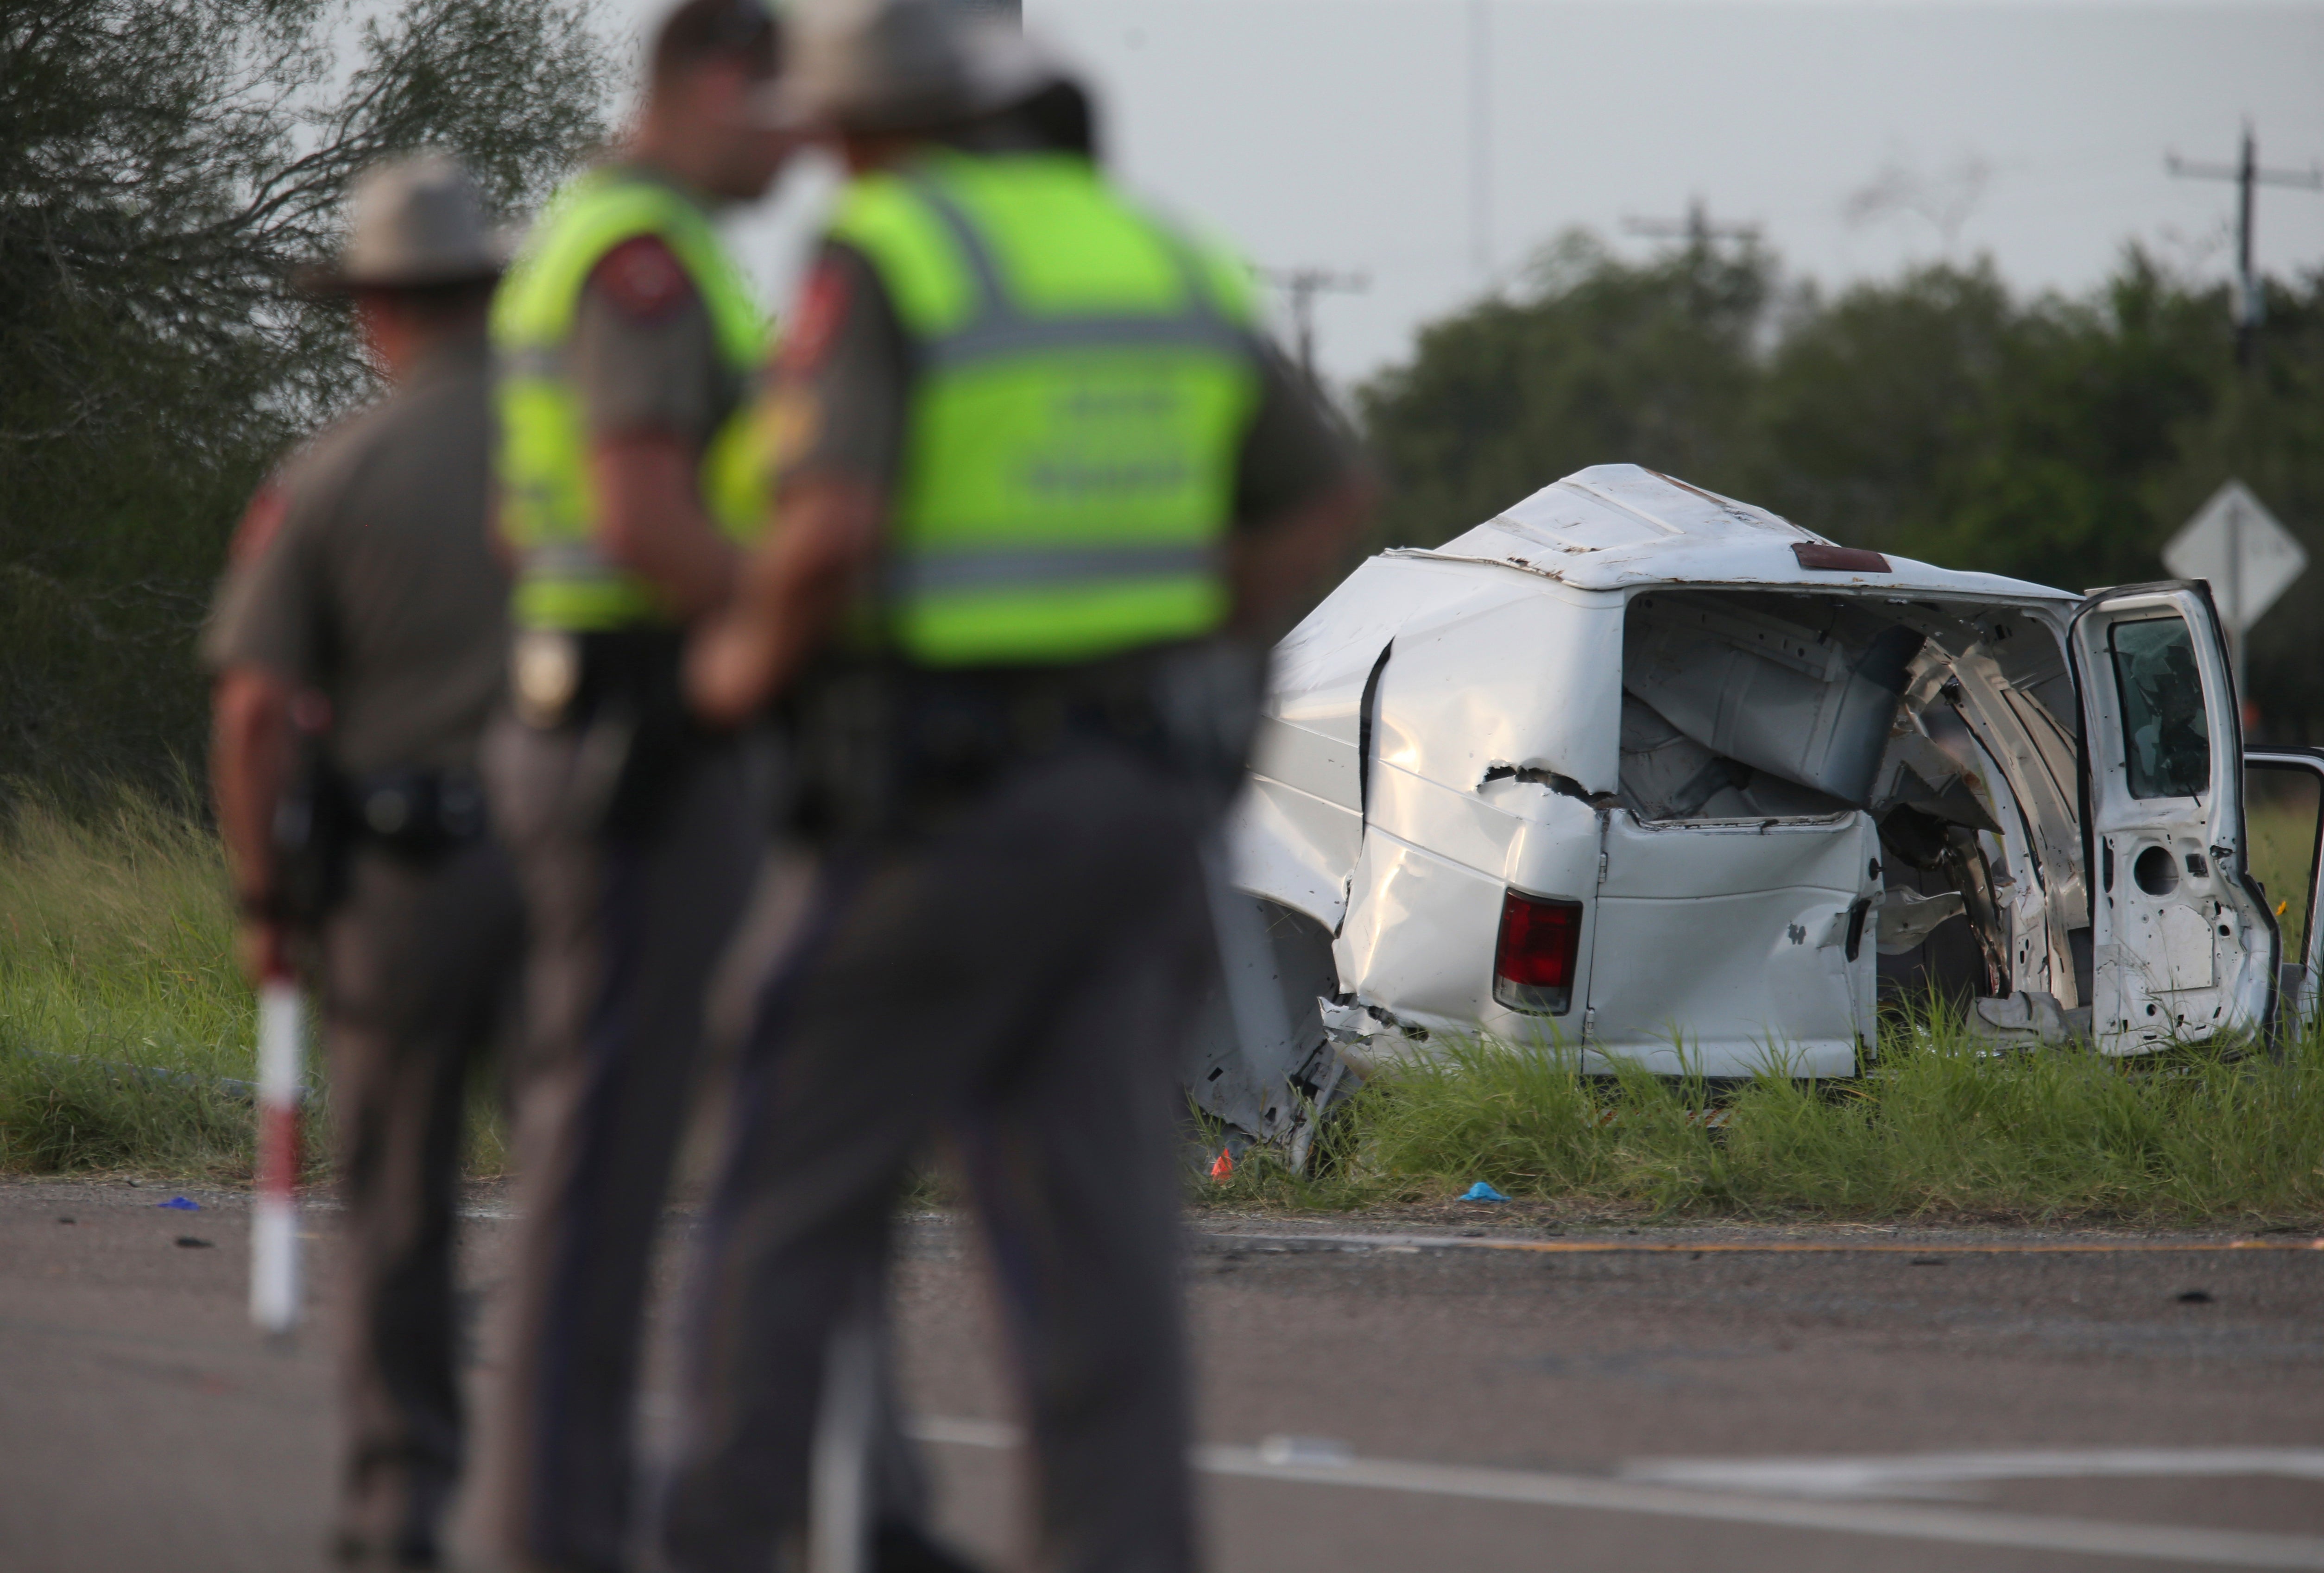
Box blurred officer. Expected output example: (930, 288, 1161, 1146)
(659, 4, 1370, 1569)
(206, 152, 523, 1569)
(478, 1, 792, 1568)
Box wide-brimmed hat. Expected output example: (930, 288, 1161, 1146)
(764, 0, 1073, 136)
(297, 152, 508, 296)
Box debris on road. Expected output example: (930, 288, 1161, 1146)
(1462, 1182, 1511, 1203)
(157, 1196, 200, 1211)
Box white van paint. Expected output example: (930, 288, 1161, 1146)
(1188, 464, 2297, 1152)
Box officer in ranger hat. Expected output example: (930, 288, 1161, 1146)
(475, 2, 802, 1569)
(658, 2, 1369, 1567)
(206, 150, 524, 1569)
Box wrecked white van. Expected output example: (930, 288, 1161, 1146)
(1190, 463, 2324, 1158)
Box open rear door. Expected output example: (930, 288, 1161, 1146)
(2069, 583, 2277, 1050)
(2242, 748, 2324, 1034)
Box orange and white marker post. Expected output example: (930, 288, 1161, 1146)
(250, 976, 305, 1336)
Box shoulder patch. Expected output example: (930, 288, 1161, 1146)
(588, 235, 695, 321)
(229, 483, 289, 565)
(780, 256, 851, 375)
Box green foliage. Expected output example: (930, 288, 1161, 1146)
(1359, 236, 2324, 739)
(1360, 233, 1773, 548)
(1207, 1008, 2324, 1224)
(0, 0, 615, 797)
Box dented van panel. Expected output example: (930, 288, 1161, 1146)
(1199, 464, 2290, 1154)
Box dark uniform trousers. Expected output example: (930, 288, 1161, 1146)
(319, 837, 525, 1561)
(479, 716, 761, 1572)
(660, 739, 1211, 1573)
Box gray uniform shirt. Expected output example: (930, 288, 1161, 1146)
(203, 338, 508, 777)
(563, 164, 745, 448)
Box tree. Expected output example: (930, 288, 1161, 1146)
(1359, 236, 2324, 740)
(0, 0, 615, 795)
(1356, 232, 1775, 551)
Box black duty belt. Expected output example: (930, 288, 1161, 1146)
(510, 626, 685, 732)
(785, 640, 1262, 843)
(509, 625, 720, 840)
(347, 768, 490, 859)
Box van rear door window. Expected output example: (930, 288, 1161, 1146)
(2107, 617, 2209, 800)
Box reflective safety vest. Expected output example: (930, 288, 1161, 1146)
(831, 151, 1263, 667)
(493, 167, 770, 631)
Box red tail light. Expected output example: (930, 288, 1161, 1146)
(1493, 890, 1582, 1014)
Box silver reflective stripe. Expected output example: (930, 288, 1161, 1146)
(523, 540, 622, 580)
(926, 311, 1244, 368)
(497, 345, 565, 379)
(889, 542, 1217, 596)
(905, 177, 1246, 370)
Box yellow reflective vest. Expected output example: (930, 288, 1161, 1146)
(830, 151, 1263, 666)
(493, 167, 769, 631)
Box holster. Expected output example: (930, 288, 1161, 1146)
(271, 759, 494, 928)
(270, 736, 353, 929)
(510, 627, 707, 839)
(784, 638, 1263, 844)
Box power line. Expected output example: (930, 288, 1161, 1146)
(1259, 266, 1369, 385)
(2166, 122, 2323, 365)
(1623, 197, 1760, 251)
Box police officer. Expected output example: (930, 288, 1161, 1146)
(659, 4, 1369, 1568)
(478, 2, 793, 1568)
(205, 152, 523, 1569)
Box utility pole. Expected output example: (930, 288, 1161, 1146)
(1468, 0, 1491, 279)
(2167, 123, 2323, 366)
(1623, 198, 1760, 252)
(1260, 266, 1368, 386)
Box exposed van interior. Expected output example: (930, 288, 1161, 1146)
(1618, 588, 2089, 1012)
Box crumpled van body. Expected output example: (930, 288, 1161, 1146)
(1187, 465, 2324, 1160)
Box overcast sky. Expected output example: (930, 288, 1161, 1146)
(599, 0, 2324, 390)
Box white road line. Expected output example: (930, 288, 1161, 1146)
(1624, 1447, 2324, 1497)
(908, 1421, 2324, 1569)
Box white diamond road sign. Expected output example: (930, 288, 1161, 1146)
(2161, 479, 2307, 635)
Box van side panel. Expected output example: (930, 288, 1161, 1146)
(1584, 810, 1879, 1077)
(1333, 829, 1506, 1025)
(1372, 585, 1625, 797)
(1225, 774, 1363, 929)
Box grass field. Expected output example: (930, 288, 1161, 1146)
(0, 793, 258, 1177)
(1213, 1016, 2324, 1225)
(0, 793, 507, 1182)
(3, 795, 2318, 1226)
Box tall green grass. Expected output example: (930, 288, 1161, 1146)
(0, 792, 259, 1176)
(1215, 1008, 2324, 1224)
(0, 793, 509, 1181)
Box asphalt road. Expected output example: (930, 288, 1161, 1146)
(4, 1177, 2321, 1572)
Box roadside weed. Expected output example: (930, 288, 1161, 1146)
(1300, 1003, 2324, 1223)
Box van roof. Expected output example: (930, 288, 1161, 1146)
(1400, 464, 2078, 606)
